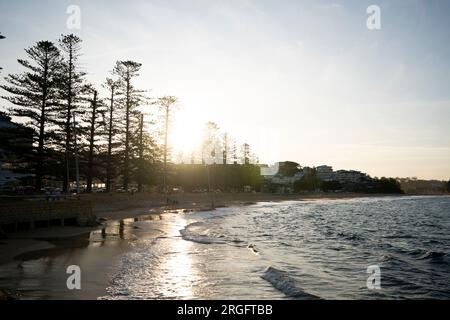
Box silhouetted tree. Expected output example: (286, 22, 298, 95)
(447, 180, 450, 193)
(129, 113, 161, 190)
(158, 96, 178, 193)
(222, 132, 229, 165)
(202, 121, 220, 164)
(241, 143, 250, 165)
(83, 87, 105, 193)
(321, 180, 342, 192)
(293, 169, 319, 192)
(113, 60, 143, 190)
(345, 177, 403, 194)
(231, 138, 238, 165)
(1, 41, 62, 190)
(57, 34, 87, 192)
(137, 113, 144, 192)
(103, 77, 120, 192)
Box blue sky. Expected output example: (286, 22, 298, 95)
(1, 0, 449, 179)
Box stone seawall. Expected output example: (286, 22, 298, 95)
(0, 200, 96, 233)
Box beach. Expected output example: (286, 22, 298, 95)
(2, 192, 448, 300)
(87, 191, 405, 219)
(1, 192, 370, 265)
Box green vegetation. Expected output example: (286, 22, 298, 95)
(320, 180, 342, 192)
(167, 164, 261, 192)
(290, 171, 403, 194)
(347, 177, 403, 194)
(1, 41, 62, 190)
(293, 170, 319, 192)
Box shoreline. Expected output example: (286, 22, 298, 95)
(90, 191, 417, 220)
(2, 192, 448, 265)
(0, 192, 448, 299)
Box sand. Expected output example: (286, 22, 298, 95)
(89, 191, 377, 220)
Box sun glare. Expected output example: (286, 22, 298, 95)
(170, 109, 204, 158)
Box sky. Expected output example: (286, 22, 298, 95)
(0, 0, 449, 180)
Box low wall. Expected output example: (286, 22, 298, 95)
(0, 200, 96, 232)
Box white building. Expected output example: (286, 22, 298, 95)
(335, 170, 367, 184)
(260, 163, 279, 177)
(316, 165, 335, 182)
(315, 165, 370, 184)
(261, 162, 306, 193)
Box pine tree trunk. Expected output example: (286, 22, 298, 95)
(163, 105, 169, 196)
(63, 46, 73, 193)
(106, 87, 114, 193)
(86, 91, 97, 193)
(137, 113, 144, 193)
(123, 76, 130, 190)
(36, 60, 49, 192)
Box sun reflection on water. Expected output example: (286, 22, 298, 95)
(102, 213, 206, 299)
(151, 215, 199, 299)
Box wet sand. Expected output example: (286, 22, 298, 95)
(89, 191, 384, 220)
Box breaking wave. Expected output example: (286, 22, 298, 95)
(261, 267, 320, 299)
(180, 222, 228, 244)
(416, 250, 448, 263)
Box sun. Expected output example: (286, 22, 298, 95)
(169, 109, 204, 158)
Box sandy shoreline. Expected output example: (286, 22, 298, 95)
(90, 191, 403, 220)
(0, 192, 446, 299)
(0, 192, 437, 265)
(0, 192, 387, 265)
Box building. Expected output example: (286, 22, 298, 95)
(262, 161, 374, 193)
(316, 165, 335, 181)
(261, 161, 306, 193)
(334, 170, 368, 184)
(260, 163, 279, 177)
(315, 165, 369, 184)
(0, 112, 34, 189)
